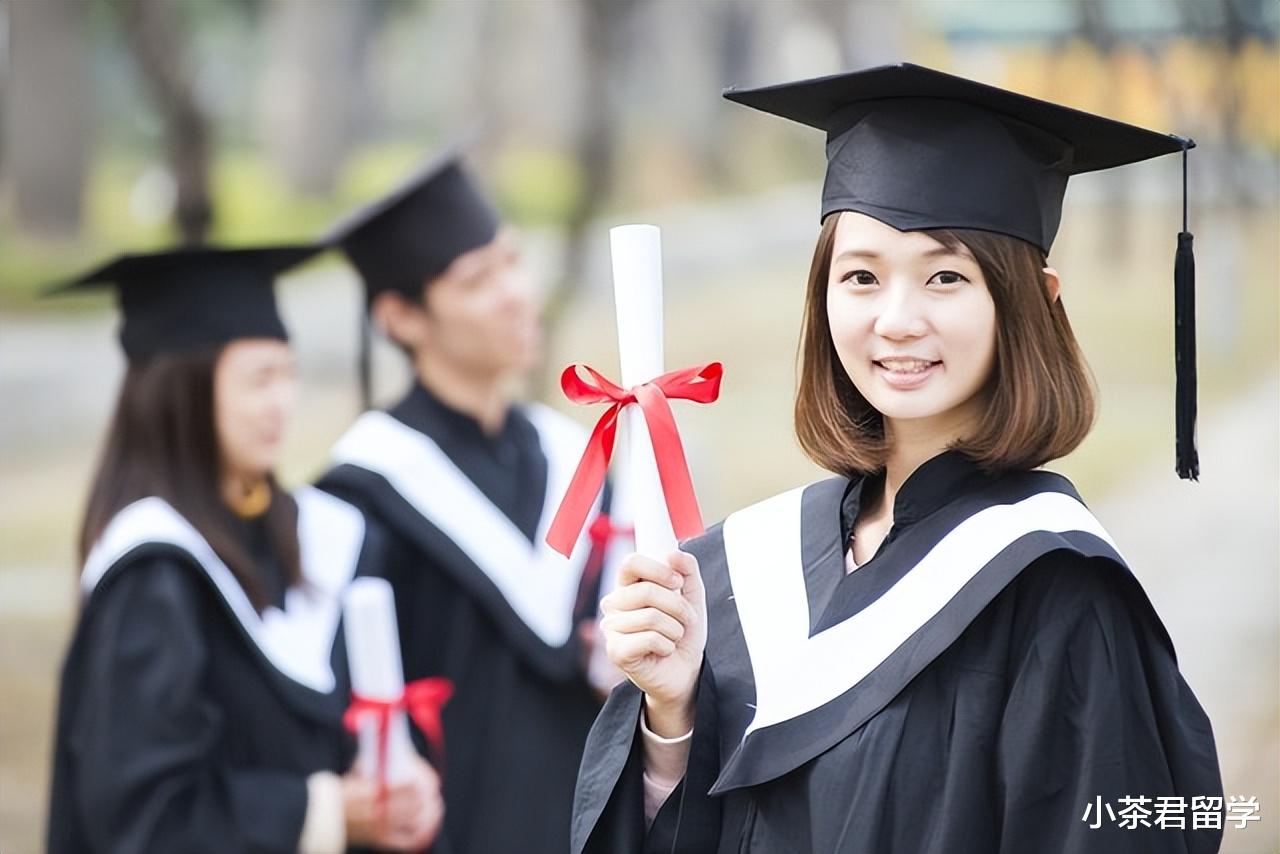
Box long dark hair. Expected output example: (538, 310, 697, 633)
(79, 348, 303, 612)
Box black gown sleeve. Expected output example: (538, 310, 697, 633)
(995, 552, 1224, 854)
(572, 662, 727, 854)
(63, 558, 310, 854)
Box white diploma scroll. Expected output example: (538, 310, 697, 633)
(610, 224, 678, 559)
(342, 576, 416, 783)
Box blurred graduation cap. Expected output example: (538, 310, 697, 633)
(725, 62, 1199, 480)
(324, 142, 501, 409)
(47, 246, 318, 360)
(325, 143, 499, 302)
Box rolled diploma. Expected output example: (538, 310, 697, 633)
(610, 224, 677, 559)
(343, 577, 417, 782)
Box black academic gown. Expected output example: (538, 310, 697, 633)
(573, 451, 1224, 854)
(47, 487, 377, 854)
(318, 383, 620, 854)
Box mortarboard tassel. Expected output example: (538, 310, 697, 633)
(358, 303, 373, 412)
(1174, 140, 1198, 480)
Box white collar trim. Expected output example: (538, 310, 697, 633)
(329, 405, 597, 647)
(82, 487, 364, 693)
(722, 485, 1120, 734)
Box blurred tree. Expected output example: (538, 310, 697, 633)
(706, 0, 754, 185)
(1216, 0, 1256, 206)
(844, 1, 907, 71)
(258, 0, 379, 197)
(1074, 0, 1116, 52)
(1072, 0, 1130, 263)
(6, 0, 92, 240)
(533, 0, 641, 394)
(1195, 0, 1253, 357)
(812, 0, 907, 69)
(122, 0, 212, 244)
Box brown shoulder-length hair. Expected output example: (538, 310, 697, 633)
(79, 349, 302, 612)
(795, 213, 1096, 478)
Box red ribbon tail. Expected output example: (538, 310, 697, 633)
(345, 699, 395, 800)
(343, 699, 391, 792)
(403, 678, 454, 769)
(545, 403, 622, 556)
(634, 383, 705, 541)
(375, 707, 391, 802)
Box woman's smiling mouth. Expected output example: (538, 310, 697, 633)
(873, 357, 942, 388)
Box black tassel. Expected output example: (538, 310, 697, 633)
(358, 303, 373, 412)
(1174, 141, 1198, 480)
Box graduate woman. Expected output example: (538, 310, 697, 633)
(572, 64, 1223, 854)
(46, 247, 443, 854)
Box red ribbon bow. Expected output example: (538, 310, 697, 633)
(343, 676, 454, 788)
(545, 361, 722, 557)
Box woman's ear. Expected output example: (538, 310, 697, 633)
(1042, 266, 1062, 303)
(371, 291, 428, 349)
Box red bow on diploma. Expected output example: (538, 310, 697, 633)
(545, 362, 723, 557)
(343, 677, 454, 787)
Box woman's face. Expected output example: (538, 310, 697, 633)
(214, 338, 298, 480)
(826, 212, 997, 439)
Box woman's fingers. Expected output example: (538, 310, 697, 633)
(617, 552, 685, 589)
(378, 770, 443, 849)
(599, 551, 707, 682)
(668, 550, 703, 596)
(382, 807, 439, 851)
(607, 629, 677, 665)
(381, 782, 420, 824)
(341, 773, 381, 826)
(342, 755, 447, 852)
(602, 580, 697, 627)
(600, 606, 686, 644)
(414, 755, 441, 792)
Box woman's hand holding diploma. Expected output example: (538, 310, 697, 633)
(599, 550, 707, 738)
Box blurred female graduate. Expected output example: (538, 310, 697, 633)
(572, 64, 1223, 854)
(45, 248, 443, 854)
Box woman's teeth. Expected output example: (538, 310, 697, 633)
(876, 359, 937, 373)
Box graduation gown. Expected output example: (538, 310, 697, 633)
(318, 383, 622, 854)
(47, 487, 374, 854)
(572, 451, 1224, 854)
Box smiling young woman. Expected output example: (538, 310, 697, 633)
(797, 212, 1095, 480)
(571, 64, 1222, 854)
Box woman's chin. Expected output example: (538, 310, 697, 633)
(869, 396, 960, 424)
(232, 459, 277, 483)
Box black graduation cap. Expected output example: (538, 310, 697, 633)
(48, 246, 317, 360)
(324, 144, 500, 302)
(725, 62, 1199, 480)
(324, 143, 501, 411)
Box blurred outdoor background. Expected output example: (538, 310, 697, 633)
(1, 0, 1277, 851)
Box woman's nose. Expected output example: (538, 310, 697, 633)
(872, 284, 928, 340)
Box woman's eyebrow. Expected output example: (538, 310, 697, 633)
(921, 246, 975, 262)
(833, 246, 975, 263)
(832, 248, 882, 262)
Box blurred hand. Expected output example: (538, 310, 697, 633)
(343, 753, 444, 851)
(578, 617, 626, 701)
(599, 550, 706, 737)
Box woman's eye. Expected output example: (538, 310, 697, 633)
(927, 270, 969, 286)
(841, 270, 878, 286)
